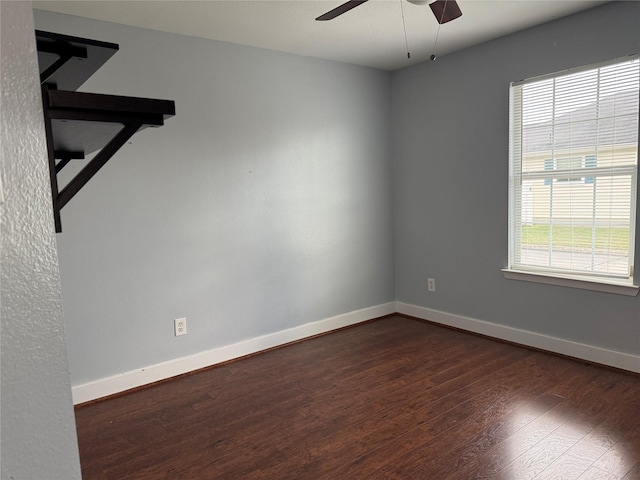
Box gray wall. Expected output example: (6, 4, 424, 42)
(33, 11, 395, 386)
(393, 1, 640, 355)
(32, 1, 639, 394)
(1, 2, 81, 478)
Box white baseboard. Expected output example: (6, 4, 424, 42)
(71, 302, 396, 405)
(396, 302, 640, 374)
(72, 300, 638, 404)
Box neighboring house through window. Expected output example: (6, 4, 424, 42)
(506, 56, 639, 295)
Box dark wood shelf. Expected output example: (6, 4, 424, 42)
(45, 89, 175, 155)
(36, 30, 175, 232)
(37, 30, 118, 91)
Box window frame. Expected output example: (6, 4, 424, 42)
(504, 56, 640, 296)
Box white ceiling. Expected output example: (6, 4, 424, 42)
(33, 0, 610, 71)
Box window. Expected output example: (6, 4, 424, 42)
(506, 56, 639, 294)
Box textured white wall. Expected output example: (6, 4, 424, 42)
(0, 1, 81, 478)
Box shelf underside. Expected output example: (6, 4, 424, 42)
(46, 89, 176, 157)
(36, 29, 119, 91)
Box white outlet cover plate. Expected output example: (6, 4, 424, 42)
(174, 317, 187, 336)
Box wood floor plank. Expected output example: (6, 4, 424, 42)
(534, 438, 610, 480)
(245, 352, 530, 479)
(621, 462, 640, 479)
(323, 351, 549, 479)
(74, 315, 640, 479)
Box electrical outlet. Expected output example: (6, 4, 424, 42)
(427, 278, 436, 292)
(174, 317, 187, 336)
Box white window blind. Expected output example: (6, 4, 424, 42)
(508, 56, 639, 282)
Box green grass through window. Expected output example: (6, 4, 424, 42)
(521, 225, 630, 251)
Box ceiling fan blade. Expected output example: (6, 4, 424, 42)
(429, 0, 462, 24)
(316, 0, 369, 21)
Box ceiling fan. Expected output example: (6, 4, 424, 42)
(315, 0, 462, 24)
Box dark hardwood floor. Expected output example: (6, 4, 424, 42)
(74, 315, 640, 479)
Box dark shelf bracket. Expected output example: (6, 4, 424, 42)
(55, 152, 85, 173)
(42, 86, 63, 232)
(56, 121, 142, 211)
(37, 36, 88, 86)
(39, 50, 86, 85)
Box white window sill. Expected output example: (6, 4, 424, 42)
(502, 269, 639, 296)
